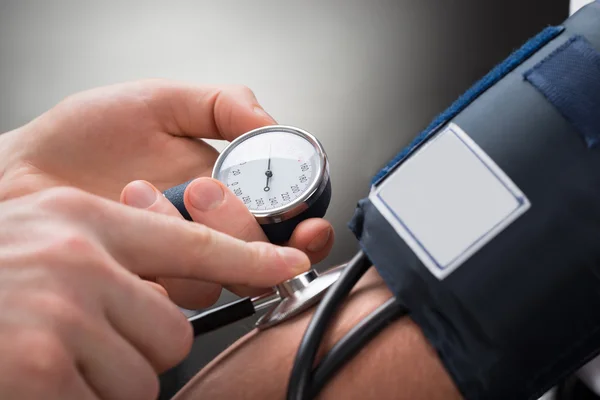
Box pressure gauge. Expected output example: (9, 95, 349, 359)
(164, 125, 331, 244)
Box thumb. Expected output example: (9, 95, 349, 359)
(131, 80, 277, 141)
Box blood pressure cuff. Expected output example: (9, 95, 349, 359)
(348, 2, 600, 399)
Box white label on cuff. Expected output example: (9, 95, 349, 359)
(370, 123, 530, 280)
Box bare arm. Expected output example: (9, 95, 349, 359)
(172, 267, 463, 400)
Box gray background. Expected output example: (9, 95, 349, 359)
(0, 1, 569, 398)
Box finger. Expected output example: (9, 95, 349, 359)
(12, 290, 160, 400)
(121, 180, 188, 217)
(129, 80, 277, 141)
(0, 330, 99, 400)
(91, 191, 312, 286)
(287, 218, 335, 265)
(74, 320, 160, 400)
(121, 181, 223, 308)
(182, 179, 335, 294)
(144, 280, 169, 298)
(61, 369, 99, 400)
(183, 178, 267, 242)
(182, 177, 271, 297)
(101, 270, 194, 375)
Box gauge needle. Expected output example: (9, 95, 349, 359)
(264, 145, 273, 192)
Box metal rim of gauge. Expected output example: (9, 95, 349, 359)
(211, 125, 330, 224)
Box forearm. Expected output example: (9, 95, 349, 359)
(173, 267, 463, 400)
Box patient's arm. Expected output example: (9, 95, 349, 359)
(172, 267, 463, 400)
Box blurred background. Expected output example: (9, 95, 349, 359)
(0, 0, 571, 398)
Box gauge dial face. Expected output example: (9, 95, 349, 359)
(214, 130, 322, 213)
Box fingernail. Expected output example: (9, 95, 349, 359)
(254, 106, 275, 122)
(277, 247, 309, 272)
(306, 227, 331, 252)
(189, 179, 224, 211)
(125, 181, 158, 209)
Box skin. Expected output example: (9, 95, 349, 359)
(0, 79, 335, 399)
(168, 268, 464, 400)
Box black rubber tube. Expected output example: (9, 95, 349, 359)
(188, 297, 255, 336)
(286, 251, 371, 400)
(309, 298, 408, 398)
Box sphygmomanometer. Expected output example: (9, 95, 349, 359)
(164, 2, 600, 398)
(287, 2, 600, 399)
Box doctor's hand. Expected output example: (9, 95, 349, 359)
(0, 187, 310, 400)
(0, 79, 279, 202)
(121, 178, 334, 309)
(0, 79, 334, 307)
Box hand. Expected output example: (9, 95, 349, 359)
(0, 187, 310, 400)
(0, 79, 335, 307)
(120, 177, 335, 308)
(0, 79, 277, 201)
